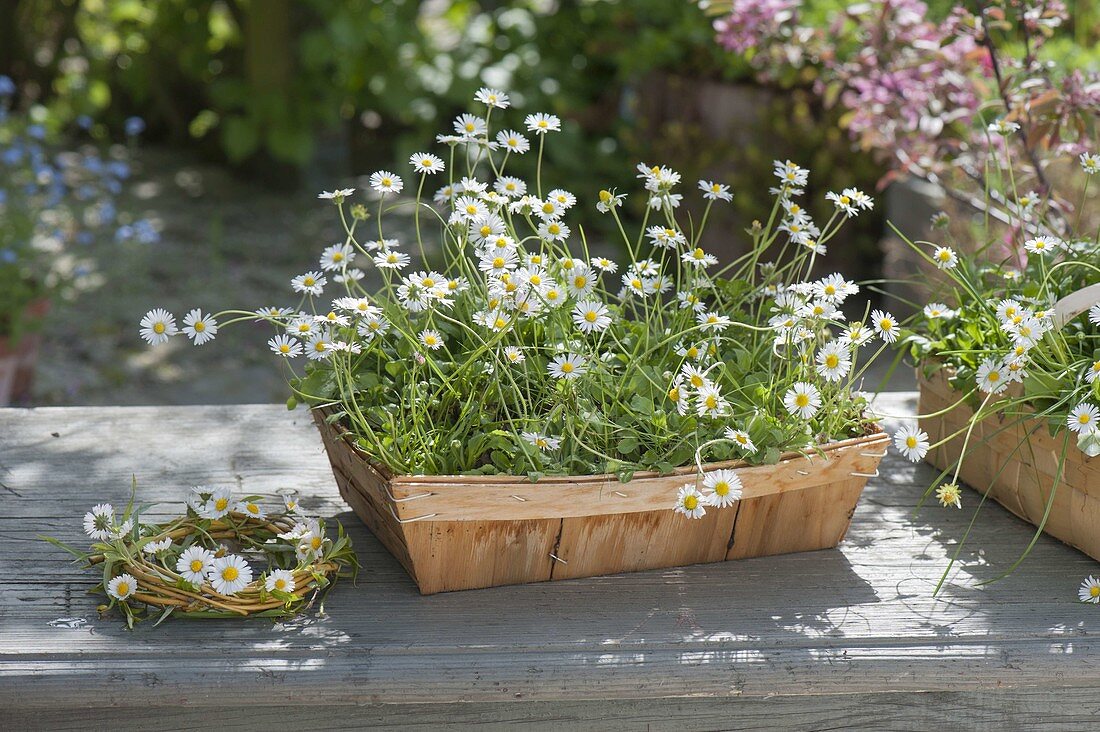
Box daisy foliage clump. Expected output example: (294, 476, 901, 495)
(139, 90, 886, 486)
(46, 484, 356, 628)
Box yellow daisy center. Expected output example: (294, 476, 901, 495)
(825, 354, 839, 368)
(275, 578, 287, 590)
(795, 394, 809, 408)
(561, 362, 574, 373)
(303, 277, 315, 286)
(1092, 586, 1100, 598)
(683, 495, 698, 510)
(705, 395, 718, 409)
(194, 321, 206, 332)
(215, 498, 229, 511)
(246, 503, 259, 514)
(222, 566, 239, 581)
(906, 436, 918, 449)
(988, 371, 1000, 382)
(714, 481, 729, 496)
(153, 322, 165, 334)
(190, 559, 203, 572)
(668, 388, 680, 402)
(584, 311, 597, 323)
(116, 581, 130, 595)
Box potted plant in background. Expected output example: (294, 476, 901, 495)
(0, 76, 158, 405)
(139, 88, 896, 593)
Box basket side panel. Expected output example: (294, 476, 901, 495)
(312, 411, 418, 582)
(918, 370, 1100, 561)
(401, 520, 559, 594)
(548, 507, 737, 581)
(726, 478, 866, 560)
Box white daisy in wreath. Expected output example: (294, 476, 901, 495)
(107, 573, 137, 601)
(176, 546, 215, 585)
(266, 569, 297, 594)
(83, 503, 116, 541)
(209, 554, 253, 596)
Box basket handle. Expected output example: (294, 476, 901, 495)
(1052, 282, 1100, 330)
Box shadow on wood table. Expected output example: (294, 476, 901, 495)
(1, 395, 1097, 730)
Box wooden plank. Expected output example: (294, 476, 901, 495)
(1, 397, 1099, 722)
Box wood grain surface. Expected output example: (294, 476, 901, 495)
(1, 396, 1098, 730)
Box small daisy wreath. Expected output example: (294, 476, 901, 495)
(46, 482, 357, 628)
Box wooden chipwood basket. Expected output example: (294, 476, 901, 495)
(919, 367, 1100, 560)
(313, 408, 889, 593)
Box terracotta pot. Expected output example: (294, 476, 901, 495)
(0, 299, 49, 406)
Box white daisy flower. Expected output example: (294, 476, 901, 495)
(547, 188, 577, 209)
(815, 273, 858, 303)
(177, 308, 218, 346)
(319, 243, 355, 271)
(596, 189, 626, 213)
(495, 129, 530, 154)
(266, 569, 296, 594)
(893, 425, 930, 462)
(548, 353, 586, 380)
(107, 573, 137, 601)
(236, 499, 265, 520)
(83, 503, 115, 540)
(176, 546, 215, 585)
(702, 469, 742, 507)
(255, 306, 293, 320)
(317, 188, 355, 201)
(142, 537, 172, 555)
(723, 427, 757, 454)
(291, 271, 327, 295)
(538, 219, 571, 242)
(357, 314, 390, 341)
(1089, 302, 1100, 326)
(674, 484, 706, 519)
(1080, 152, 1100, 175)
(680, 363, 710, 390)
(923, 303, 956, 319)
(696, 384, 729, 417)
(783, 382, 822, 419)
(932, 246, 958, 270)
(1023, 236, 1060, 255)
(698, 180, 733, 202)
(871, 309, 899, 343)
(566, 265, 597, 298)
(693, 311, 728, 332)
(374, 249, 411, 270)
(682, 247, 719, 268)
(1068, 402, 1100, 434)
(1080, 576, 1100, 603)
(296, 530, 328, 562)
(503, 346, 526, 364)
(493, 176, 527, 197)
(936, 482, 962, 509)
(572, 300, 612, 334)
(368, 170, 403, 195)
(522, 431, 561, 451)
(199, 487, 233, 519)
(577, 258, 614, 277)
(976, 357, 1010, 394)
(409, 152, 445, 175)
(988, 119, 1020, 135)
(815, 341, 852, 382)
(773, 159, 809, 187)
(305, 334, 334, 360)
(826, 190, 858, 216)
(453, 114, 487, 139)
(419, 329, 444, 350)
(1085, 360, 1100, 385)
(139, 308, 178, 345)
(475, 87, 510, 108)
(209, 554, 253, 596)
(524, 112, 561, 134)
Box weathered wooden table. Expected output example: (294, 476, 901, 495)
(1, 394, 1098, 730)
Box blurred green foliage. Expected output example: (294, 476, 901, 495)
(6, 0, 896, 270)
